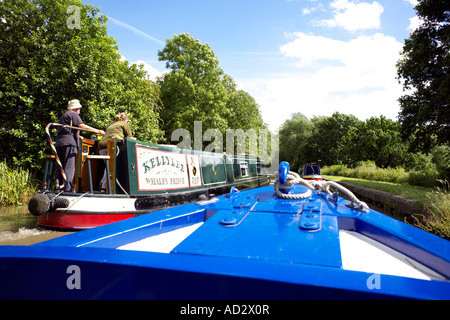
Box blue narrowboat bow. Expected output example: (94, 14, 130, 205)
(0, 162, 449, 299)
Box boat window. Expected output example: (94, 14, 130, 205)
(256, 161, 265, 175)
(240, 162, 249, 177)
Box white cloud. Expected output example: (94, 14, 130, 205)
(119, 56, 166, 81)
(318, 0, 384, 31)
(302, 3, 323, 15)
(303, 8, 312, 15)
(407, 15, 425, 31)
(280, 32, 401, 89)
(281, 33, 345, 66)
(238, 32, 404, 132)
(134, 60, 167, 81)
(405, 0, 419, 7)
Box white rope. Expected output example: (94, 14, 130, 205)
(273, 171, 312, 199)
(322, 180, 369, 209)
(274, 171, 369, 210)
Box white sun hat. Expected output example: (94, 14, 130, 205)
(67, 99, 83, 110)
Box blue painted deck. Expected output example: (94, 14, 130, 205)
(0, 185, 449, 299)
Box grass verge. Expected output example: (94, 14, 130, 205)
(325, 175, 450, 239)
(324, 175, 432, 204)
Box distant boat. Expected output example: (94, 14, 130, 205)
(301, 162, 323, 181)
(28, 124, 269, 230)
(3, 161, 448, 300)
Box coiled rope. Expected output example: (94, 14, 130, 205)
(274, 170, 369, 210)
(273, 171, 312, 199)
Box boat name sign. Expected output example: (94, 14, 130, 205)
(136, 147, 202, 191)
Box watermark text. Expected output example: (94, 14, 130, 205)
(67, 5, 81, 30)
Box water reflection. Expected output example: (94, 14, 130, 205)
(0, 205, 47, 244)
(0, 206, 37, 232)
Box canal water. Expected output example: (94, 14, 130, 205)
(0, 206, 36, 231)
(0, 206, 59, 245)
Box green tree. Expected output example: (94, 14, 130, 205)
(396, 0, 450, 151)
(308, 112, 361, 166)
(431, 144, 450, 180)
(350, 116, 409, 168)
(221, 75, 268, 155)
(0, 0, 162, 169)
(278, 113, 314, 171)
(222, 75, 265, 131)
(157, 33, 229, 141)
(157, 33, 269, 153)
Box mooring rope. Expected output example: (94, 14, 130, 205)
(45, 123, 67, 184)
(274, 170, 369, 210)
(273, 171, 312, 199)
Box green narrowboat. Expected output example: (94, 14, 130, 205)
(29, 136, 270, 230)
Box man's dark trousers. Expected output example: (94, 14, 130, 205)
(55, 146, 77, 192)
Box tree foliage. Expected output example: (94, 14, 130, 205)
(0, 0, 162, 169)
(279, 112, 448, 180)
(157, 33, 267, 150)
(396, 0, 450, 151)
(279, 113, 314, 171)
(308, 113, 361, 166)
(158, 33, 229, 139)
(349, 116, 409, 168)
(223, 75, 265, 132)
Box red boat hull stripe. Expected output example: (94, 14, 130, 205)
(37, 212, 135, 230)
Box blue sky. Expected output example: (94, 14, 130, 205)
(87, 0, 420, 131)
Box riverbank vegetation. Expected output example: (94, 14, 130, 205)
(280, 113, 449, 186)
(326, 175, 450, 239)
(321, 160, 446, 188)
(418, 182, 450, 239)
(0, 162, 38, 207)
